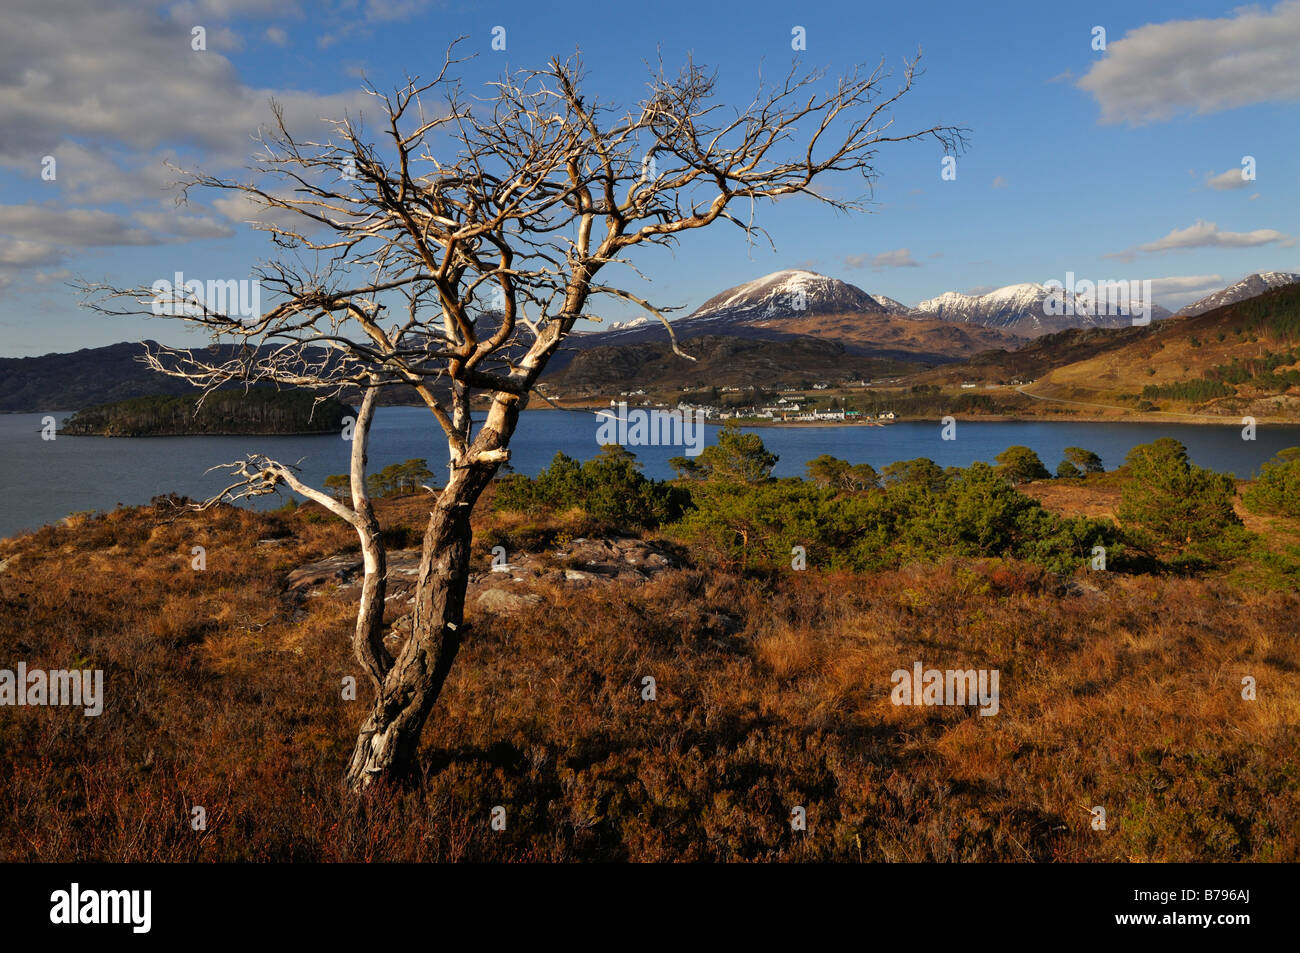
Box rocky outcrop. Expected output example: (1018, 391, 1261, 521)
(286, 536, 688, 619)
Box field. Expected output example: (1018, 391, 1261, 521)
(1, 476, 1297, 862)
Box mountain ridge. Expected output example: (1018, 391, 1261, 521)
(1178, 271, 1300, 316)
(917, 281, 1173, 337)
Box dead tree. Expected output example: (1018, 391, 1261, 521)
(84, 45, 965, 792)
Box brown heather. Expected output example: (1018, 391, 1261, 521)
(0, 488, 1296, 862)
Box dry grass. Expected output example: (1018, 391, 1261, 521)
(0, 491, 1296, 861)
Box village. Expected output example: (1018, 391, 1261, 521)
(597, 384, 900, 425)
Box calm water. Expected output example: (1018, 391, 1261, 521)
(2, 408, 1298, 538)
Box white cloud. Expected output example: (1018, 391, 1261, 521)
(0, 0, 373, 299)
(0, 205, 159, 247)
(210, 192, 330, 235)
(265, 25, 289, 46)
(0, 1, 371, 165)
(991, 176, 1008, 189)
(1147, 274, 1228, 310)
(132, 210, 235, 240)
(1107, 220, 1294, 261)
(0, 142, 180, 207)
(1078, 1, 1300, 124)
(0, 239, 65, 267)
(1206, 168, 1252, 190)
(1147, 274, 1223, 296)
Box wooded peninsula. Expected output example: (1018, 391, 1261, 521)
(58, 391, 355, 436)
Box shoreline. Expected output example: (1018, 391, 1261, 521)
(547, 403, 1300, 428)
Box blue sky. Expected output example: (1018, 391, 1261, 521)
(1, 0, 1297, 356)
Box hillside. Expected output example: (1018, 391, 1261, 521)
(2, 459, 1297, 861)
(741, 309, 1023, 360)
(549, 333, 919, 397)
(59, 391, 356, 436)
(907, 324, 1154, 388)
(0, 342, 203, 412)
(1022, 283, 1300, 420)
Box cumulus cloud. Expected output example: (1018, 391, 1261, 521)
(0, 202, 236, 297)
(131, 210, 235, 240)
(1206, 168, 1252, 190)
(0, 1, 370, 166)
(0, 239, 66, 267)
(1147, 274, 1224, 296)
(0, 205, 159, 247)
(210, 192, 328, 235)
(0, 142, 180, 207)
(0, 0, 372, 302)
(1107, 220, 1294, 261)
(1078, 1, 1300, 124)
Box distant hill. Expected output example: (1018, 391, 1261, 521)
(548, 334, 918, 397)
(908, 324, 1154, 388)
(1023, 283, 1300, 419)
(0, 341, 429, 413)
(0, 342, 201, 412)
(59, 391, 356, 436)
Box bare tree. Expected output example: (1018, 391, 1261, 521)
(84, 45, 964, 792)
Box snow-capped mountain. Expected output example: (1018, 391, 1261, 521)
(917, 282, 1171, 337)
(1178, 271, 1300, 317)
(561, 269, 1022, 367)
(606, 316, 652, 332)
(688, 269, 916, 322)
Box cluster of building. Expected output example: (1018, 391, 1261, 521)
(596, 392, 900, 423)
(729, 408, 897, 422)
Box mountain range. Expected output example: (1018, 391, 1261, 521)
(2, 269, 1296, 413)
(917, 282, 1173, 336)
(595, 268, 1188, 347)
(580, 269, 1021, 363)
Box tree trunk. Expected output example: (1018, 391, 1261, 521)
(343, 457, 499, 792)
(344, 372, 528, 794)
